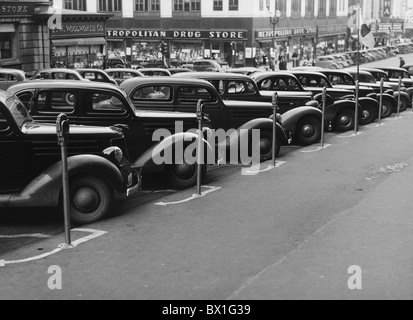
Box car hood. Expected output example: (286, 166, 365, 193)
(223, 100, 273, 109)
(134, 109, 197, 119)
(22, 121, 122, 137)
(332, 84, 374, 93)
(259, 90, 313, 98)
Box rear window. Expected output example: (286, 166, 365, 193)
(178, 86, 217, 103)
(131, 86, 172, 101)
(37, 91, 76, 113)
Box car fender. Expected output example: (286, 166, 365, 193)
(313, 93, 335, 107)
(406, 87, 413, 101)
(358, 96, 379, 111)
(305, 100, 319, 108)
(282, 106, 323, 135)
(131, 132, 213, 170)
(324, 100, 362, 122)
(7, 155, 125, 208)
(236, 118, 288, 145)
(394, 91, 410, 102)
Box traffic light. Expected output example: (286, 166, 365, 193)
(50, 46, 56, 66)
(161, 42, 169, 58)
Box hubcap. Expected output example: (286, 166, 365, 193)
(73, 187, 100, 213)
(301, 124, 315, 138)
(362, 110, 370, 119)
(174, 163, 195, 178)
(340, 115, 352, 127)
(260, 138, 272, 155)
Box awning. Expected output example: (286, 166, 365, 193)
(52, 37, 107, 47)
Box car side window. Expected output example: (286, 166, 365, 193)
(178, 86, 217, 103)
(132, 86, 172, 101)
(83, 72, 96, 80)
(16, 92, 34, 112)
(0, 73, 6, 82)
(82, 91, 128, 115)
(36, 91, 76, 113)
(227, 81, 257, 95)
(0, 110, 12, 134)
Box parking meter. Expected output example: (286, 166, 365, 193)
(56, 113, 72, 247)
(272, 93, 278, 167)
(398, 76, 402, 118)
(355, 80, 359, 134)
(196, 100, 205, 196)
(321, 87, 327, 147)
(379, 78, 384, 125)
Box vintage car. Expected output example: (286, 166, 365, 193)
(167, 68, 193, 75)
(289, 71, 380, 125)
(226, 67, 261, 76)
(120, 77, 323, 149)
(376, 67, 413, 91)
(320, 69, 398, 118)
(76, 69, 118, 86)
(0, 69, 26, 90)
(343, 69, 409, 113)
(171, 71, 324, 145)
(8, 81, 211, 189)
(251, 71, 367, 132)
(138, 68, 172, 77)
(193, 60, 224, 72)
(104, 68, 144, 85)
(31, 68, 86, 81)
(0, 90, 140, 224)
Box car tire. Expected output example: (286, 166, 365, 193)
(295, 116, 322, 146)
(397, 97, 409, 112)
(166, 163, 206, 190)
(360, 103, 378, 125)
(258, 130, 281, 161)
(334, 108, 355, 132)
(381, 98, 394, 118)
(69, 176, 114, 225)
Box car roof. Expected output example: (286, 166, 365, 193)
(7, 80, 124, 93)
(289, 71, 327, 77)
(379, 67, 409, 72)
(0, 69, 26, 77)
(105, 68, 144, 74)
(251, 71, 301, 80)
(119, 77, 216, 92)
(358, 67, 387, 73)
(172, 72, 252, 81)
(343, 69, 372, 76)
(76, 69, 108, 73)
(0, 89, 14, 105)
(33, 68, 81, 74)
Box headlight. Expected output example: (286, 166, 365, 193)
(103, 146, 124, 163)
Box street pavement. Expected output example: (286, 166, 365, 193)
(1, 55, 413, 300)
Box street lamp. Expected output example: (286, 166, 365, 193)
(269, 9, 281, 70)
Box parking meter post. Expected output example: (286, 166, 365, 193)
(379, 78, 384, 125)
(355, 80, 359, 134)
(272, 93, 278, 167)
(56, 113, 71, 247)
(398, 77, 402, 118)
(321, 87, 327, 148)
(196, 100, 204, 196)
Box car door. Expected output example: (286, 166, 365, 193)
(0, 105, 33, 192)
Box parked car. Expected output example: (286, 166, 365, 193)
(167, 68, 193, 75)
(193, 60, 224, 72)
(321, 69, 397, 118)
(377, 67, 413, 90)
(226, 67, 261, 76)
(172, 72, 323, 146)
(290, 71, 380, 126)
(31, 68, 86, 81)
(251, 71, 373, 132)
(120, 77, 297, 159)
(106, 57, 131, 69)
(138, 68, 172, 77)
(0, 69, 26, 90)
(314, 56, 341, 69)
(345, 68, 410, 113)
(76, 69, 118, 86)
(104, 68, 144, 85)
(0, 89, 140, 224)
(8, 80, 210, 189)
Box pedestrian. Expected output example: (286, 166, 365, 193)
(279, 56, 287, 70)
(400, 56, 406, 69)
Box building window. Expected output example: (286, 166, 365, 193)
(135, 0, 160, 11)
(174, 0, 201, 12)
(291, 0, 301, 17)
(0, 33, 13, 59)
(64, 0, 86, 11)
(229, 0, 239, 11)
(318, 0, 327, 17)
(329, 0, 337, 17)
(213, 0, 223, 11)
(305, 0, 314, 17)
(98, 0, 122, 12)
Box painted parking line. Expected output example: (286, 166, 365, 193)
(338, 131, 364, 139)
(0, 233, 51, 239)
(300, 144, 332, 153)
(0, 228, 107, 267)
(242, 161, 286, 176)
(155, 186, 222, 207)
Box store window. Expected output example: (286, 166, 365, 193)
(213, 0, 223, 11)
(171, 41, 203, 65)
(0, 33, 13, 60)
(64, 0, 87, 11)
(135, 0, 160, 12)
(98, 0, 122, 12)
(174, 0, 200, 11)
(228, 0, 239, 11)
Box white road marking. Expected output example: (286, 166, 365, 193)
(300, 144, 332, 153)
(338, 132, 364, 139)
(0, 234, 51, 239)
(0, 229, 107, 267)
(242, 161, 286, 175)
(155, 186, 222, 206)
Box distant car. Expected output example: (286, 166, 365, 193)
(226, 67, 261, 76)
(193, 60, 224, 72)
(0, 89, 139, 224)
(105, 68, 144, 85)
(76, 69, 118, 86)
(31, 68, 86, 81)
(0, 69, 26, 90)
(106, 57, 131, 69)
(8, 80, 210, 189)
(377, 67, 413, 89)
(138, 68, 172, 77)
(315, 56, 341, 69)
(167, 68, 193, 75)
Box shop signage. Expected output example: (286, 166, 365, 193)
(51, 21, 106, 38)
(106, 29, 247, 40)
(375, 23, 403, 34)
(0, 2, 35, 16)
(256, 27, 317, 39)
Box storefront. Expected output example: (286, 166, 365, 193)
(316, 24, 347, 55)
(373, 22, 404, 46)
(106, 29, 248, 68)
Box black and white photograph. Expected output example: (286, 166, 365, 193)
(1, 0, 413, 304)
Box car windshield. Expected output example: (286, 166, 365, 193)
(6, 97, 32, 128)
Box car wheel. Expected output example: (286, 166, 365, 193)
(360, 103, 378, 125)
(69, 176, 114, 225)
(397, 97, 408, 112)
(166, 162, 206, 189)
(258, 130, 281, 161)
(381, 98, 394, 118)
(334, 108, 355, 132)
(295, 116, 322, 146)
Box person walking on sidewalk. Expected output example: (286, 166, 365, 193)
(400, 56, 406, 69)
(279, 56, 287, 70)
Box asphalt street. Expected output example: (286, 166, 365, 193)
(1, 55, 413, 300)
